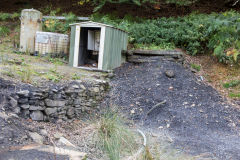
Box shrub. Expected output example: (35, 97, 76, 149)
(0, 13, 11, 21)
(0, 12, 20, 21)
(229, 92, 240, 98)
(17, 66, 33, 83)
(43, 11, 78, 34)
(223, 80, 240, 88)
(0, 26, 10, 37)
(91, 11, 240, 63)
(97, 109, 137, 160)
(191, 64, 201, 72)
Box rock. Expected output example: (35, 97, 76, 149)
(66, 108, 75, 119)
(80, 85, 86, 90)
(29, 99, 40, 105)
(93, 87, 100, 93)
(166, 124, 170, 128)
(22, 109, 30, 117)
(190, 68, 198, 73)
(17, 90, 29, 97)
(18, 98, 28, 104)
(43, 115, 49, 122)
(130, 109, 135, 114)
(39, 101, 45, 106)
(29, 106, 44, 111)
(0, 136, 4, 144)
(151, 133, 158, 137)
(28, 132, 43, 144)
(31, 92, 43, 97)
(169, 86, 174, 90)
(58, 137, 76, 148)
(74, 99, 82, 105)
(13, 107, 21, 114)
(54, 132, 63, 139)
(71, 84, 79, 89)
(40, 129, 48, 136)
(165, 70, 175, 78)
(108, 73, 115, 79)
(51, 89, 58, 93)
(30, 111, 44, 121)
(45, 107, 57, 116)
(45, 99, 66, 107)
(9, 97, 18, 108)
(20, 104, 30, 109)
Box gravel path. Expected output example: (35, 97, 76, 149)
(103, 56, 240, 160)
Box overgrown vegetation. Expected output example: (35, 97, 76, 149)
(43, 10, 78, 34)
(91, 11, 240, 63)
(223, 80, 240, 88)
(0, 12, 20, 21)
(97, 109, 138, 160)
(3, 9, 239, 64)
(78, 0, 219, 12)
(191, 63, 201, 72)
(229, 92, 240, 98)
(0, 26, 10, 37)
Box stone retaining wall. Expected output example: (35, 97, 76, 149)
(4, 79, 109, 121)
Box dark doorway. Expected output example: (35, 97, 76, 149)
(78, 27, 101, 68)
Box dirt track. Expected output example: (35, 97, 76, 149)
(103, 56, 240, 160)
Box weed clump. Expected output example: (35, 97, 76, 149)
(92, 11, 240, 63)
(223, 80, 240, 88)
(97, 109, 137, 160)
(191, 63, 201, 72)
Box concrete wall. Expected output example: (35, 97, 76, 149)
(20, 9, 42, 53)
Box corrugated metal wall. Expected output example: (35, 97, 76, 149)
(102, 27, 128, 70)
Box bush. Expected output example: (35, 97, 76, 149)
(0, 12, 20, 21)
(0, 13, 11, 21)
(0, 26, 10, 37)
(91, 11, 240, 63)
(97, 109, 138, 160)
(43, 11, 78, 34)
(223, 80, 240, 88)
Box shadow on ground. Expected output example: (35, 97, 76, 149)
(0, 150, 69, 160)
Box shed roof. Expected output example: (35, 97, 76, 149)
(70, 21, 128, 33)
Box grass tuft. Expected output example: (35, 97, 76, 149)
(18, 65, 33, 83)
(229, 92, 240, 98)
(141, 146, 154, 160)
(223, 80, 240, 88)
(0, 26, 10, 37)
(97, 109, 137, 160)
(191, 63, 201, 72)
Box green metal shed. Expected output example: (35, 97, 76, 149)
(69, 21, 128, 71)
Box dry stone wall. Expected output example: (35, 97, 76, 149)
(3, 79, 109, 121)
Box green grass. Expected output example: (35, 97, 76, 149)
(72, 73, 81, 80)
(97, 109, 137, 160)
(17, 65, 33, 83)
(223, 80, 240, 88)
(190, 63, 201, 72)
(0, 12, 20, 21)
(229, 92, 240, 98)
(0, 26, 10, 37)
(44, 67, 64, 82)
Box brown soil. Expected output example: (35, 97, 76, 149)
(0, 0, 240, 18)
(184, 54, 240, 103)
